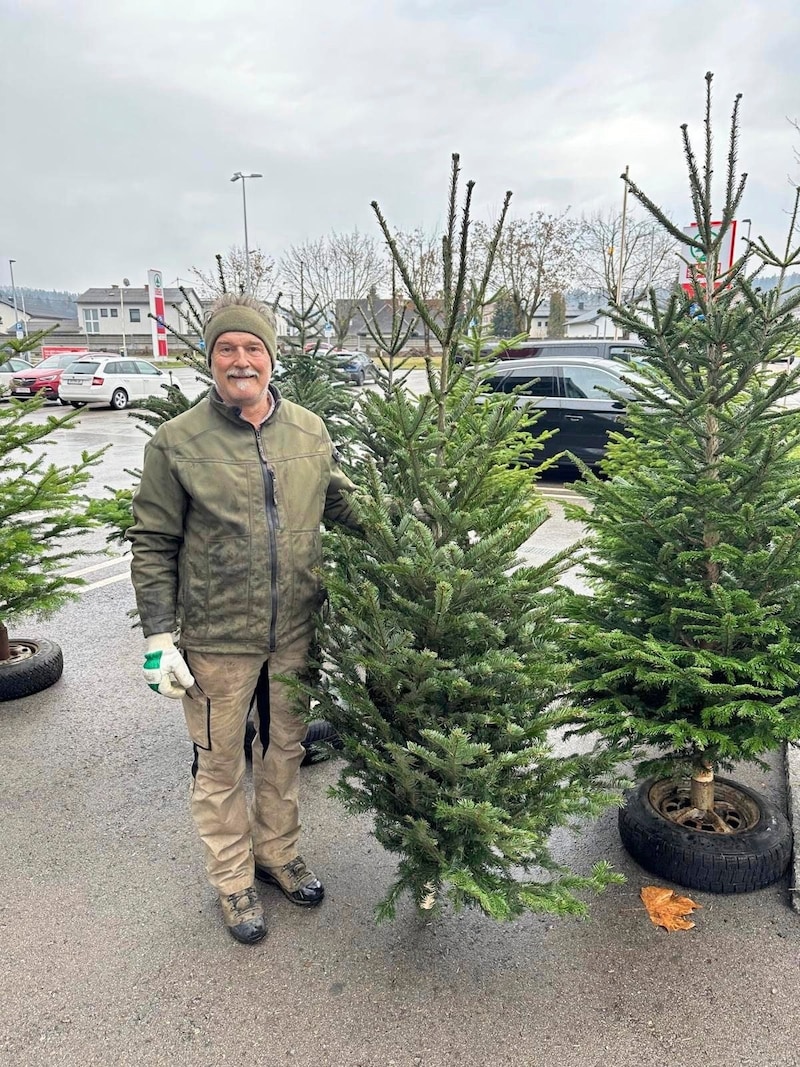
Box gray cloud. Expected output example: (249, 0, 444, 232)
(1, 0, 798, 292)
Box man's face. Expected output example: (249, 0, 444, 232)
(211, 331, 272, 409)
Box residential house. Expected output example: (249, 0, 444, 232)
(0, 295, 32, 334)
(332, 297, 446, 353)
(75, 285, 200, 355)
(564, 307, 616, 338)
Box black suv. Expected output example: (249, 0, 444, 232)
(484, 355, 638, 467)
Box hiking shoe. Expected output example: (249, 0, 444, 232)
(219, 886, 267, 944)
(254, 856, 324, 906)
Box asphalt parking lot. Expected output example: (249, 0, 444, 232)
(3, 375, 800, 1067)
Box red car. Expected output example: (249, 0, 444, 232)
(10, 352, 97, 402)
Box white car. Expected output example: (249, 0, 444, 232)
(0, 357, 32, 398)
(58, 356, 168, 410)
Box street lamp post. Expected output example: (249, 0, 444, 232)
(111, 278, 131, 357)
(230, 171, 263, 294)
(741, 218, 753, 261)
(8, 259, 21, 338)
(613, 164, 630, 341)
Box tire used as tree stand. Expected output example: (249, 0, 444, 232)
(244, 718, 342, 767)
(0, 638, 64, 702)
(619, 775, 792, 894)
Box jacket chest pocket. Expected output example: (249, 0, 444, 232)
(273, 454, 325, 531)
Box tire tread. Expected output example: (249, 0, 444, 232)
(619, 775, 791, 894)
(0, 639, 64, 702)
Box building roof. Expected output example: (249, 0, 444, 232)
(567, 308, 607, 325)
(77, 287, 195, 304)
(0, 294, 71, 319)
(337, 297, 445, 336)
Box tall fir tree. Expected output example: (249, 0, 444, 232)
(491, 295, 516, 338)
(565, 74, 800, 818)
(547, 291, 566, 337)
(310, 156, 622, 922)
(272, 276, 357, 449)
(0, 396, 104, 660)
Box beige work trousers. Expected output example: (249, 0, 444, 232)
(182, 638, 310, 895)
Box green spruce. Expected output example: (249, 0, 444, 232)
(565, 74, 800, 814)
(0, 395, 104, 658)
(314, 156, 622, 922)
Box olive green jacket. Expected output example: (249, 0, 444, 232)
(127, 386, 358, 653)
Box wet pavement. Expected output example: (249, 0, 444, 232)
(2, 380, 800, 1067)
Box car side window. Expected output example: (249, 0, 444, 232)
(609, 345, 643, 362)
(488, 366, 560, 397)
(504, 345, 543, 359)
(562, 366, 623, 399)
(546, 344, 599, 359)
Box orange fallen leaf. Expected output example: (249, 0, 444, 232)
(640, 885, 701, 931)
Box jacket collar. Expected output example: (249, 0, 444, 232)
(208, 383, 282, 427)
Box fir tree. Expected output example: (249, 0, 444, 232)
(0, 396, 104, 660)
(547, 291, 566, 338)
(492, 296, 516, 339)
(273, 271, 357, 448)
(312, 155, 622, 922)
(565, 74, 800, 820)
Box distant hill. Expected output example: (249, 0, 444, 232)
(0, 288, 78, 319)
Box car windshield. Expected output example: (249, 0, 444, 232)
(35, 355, 71, 371)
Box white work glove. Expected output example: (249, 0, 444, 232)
(142, 633, 195, 699)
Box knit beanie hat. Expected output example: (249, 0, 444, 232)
(204, 303, 277, 366)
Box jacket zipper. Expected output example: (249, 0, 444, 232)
(254, 427, 280, 651)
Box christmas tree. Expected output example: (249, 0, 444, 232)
(312, 156, 622, 921)
(0, 395, 104, 664)
(565, 74, 800, 822)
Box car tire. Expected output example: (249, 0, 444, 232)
(618, 775, 792, 894)
(70, 402, 86, 409)
(0, 637, 64, 702)
(110, 388, 128, 410)
(244, 718, 342, 766)
(355, 370, 365, 386)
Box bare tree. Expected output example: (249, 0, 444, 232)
(472, 210, 581, 336)
(189, 245, 275, 301)
(391, 228, 441, 353)
(279, 230, 386, 348)
(579, 209, 678, 305)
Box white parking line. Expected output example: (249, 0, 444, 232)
(83, 570, 131, 590)
(540, 488, 587, 501)
(68, 556, 131, 577)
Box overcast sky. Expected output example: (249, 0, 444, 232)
(2, 0, 799, 294)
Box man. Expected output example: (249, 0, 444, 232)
(128, 294, 358, 945)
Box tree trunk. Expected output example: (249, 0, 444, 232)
(689, 762, 715, 811)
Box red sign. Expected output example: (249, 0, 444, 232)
(41, 345, 89, 360)
(147, 269, 169, 359)
(679, 220, 738, 294)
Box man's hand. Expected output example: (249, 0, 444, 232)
(143, 633, 195, 699)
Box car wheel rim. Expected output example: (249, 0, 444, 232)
(7, 640, 35, 664)
(649, 779, 761, 834)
